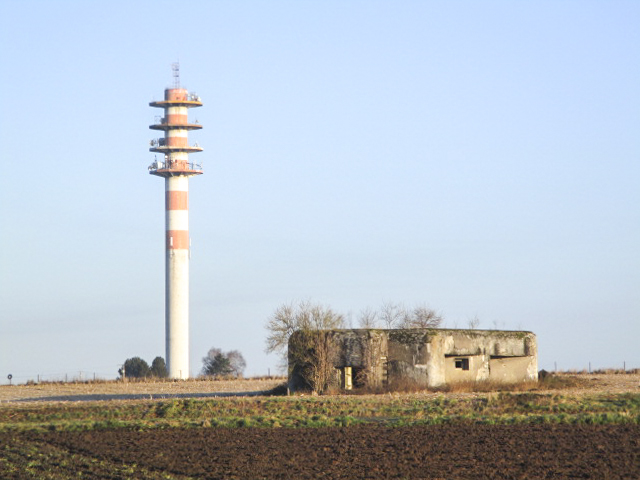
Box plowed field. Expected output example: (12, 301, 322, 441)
(3, 424, 639, 479)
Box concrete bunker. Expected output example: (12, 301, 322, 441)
(288, 328, 537, 392)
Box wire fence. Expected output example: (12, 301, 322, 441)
(3, 362, 637, 386)
(3, 370, 119, 386)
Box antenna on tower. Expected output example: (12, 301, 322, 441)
(172, 62, 180, 88)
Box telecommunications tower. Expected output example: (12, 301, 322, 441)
(148, 64, 203, 379)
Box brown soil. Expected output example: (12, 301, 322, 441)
(4, 424, 639, 479)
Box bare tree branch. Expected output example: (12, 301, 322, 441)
(201, 348, 246, 377)
(380, 302, 406, 329)
(265, 301, 345, 390)
(357, 307, 379, 328)
(397, 304, 443, 329)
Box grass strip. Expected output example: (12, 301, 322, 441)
(1, 393, 638, 433)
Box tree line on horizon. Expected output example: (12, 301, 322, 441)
(118, 356, 168, 379)
(120, 300, 446, 382)
(119, 348, 247, 379)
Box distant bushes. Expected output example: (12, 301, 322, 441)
(119, 356, 168, 379)
(201, 348, 246, 378)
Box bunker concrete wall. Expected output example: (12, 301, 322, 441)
(440, 330, 535, 357)
(489, 356, 538, 383)
(287, 328, 538, 391)
(443, 354, 490, 384)
(438, 330, 537, 385)
(387, 330, 430, 386)
(425, 335, 446, 387)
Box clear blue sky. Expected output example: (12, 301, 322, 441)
(1, 1, 638, 382)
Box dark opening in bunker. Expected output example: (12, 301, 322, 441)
(455, 358, 469, 371)
(339, 366, 366, 390)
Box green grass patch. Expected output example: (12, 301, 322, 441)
(1, 392, 638, 433)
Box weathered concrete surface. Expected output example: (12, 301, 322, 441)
(288, 328, 538, 391)
(438, 329, 538, 386)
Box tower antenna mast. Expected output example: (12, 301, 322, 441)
(172, 62, 180, 88)
(148, 67, 203, 379)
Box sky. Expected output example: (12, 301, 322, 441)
(1, 1, 638, 383)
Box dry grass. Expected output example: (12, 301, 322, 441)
(0, 377, 286, 404)
(432, 374, 587, 393)
(1, 372, 638, 405)
(338, 372, 639, 398)
(338, 372, 590, 396)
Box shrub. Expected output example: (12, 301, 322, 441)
(119, 357, 150, 379)
(150, 357, 168, 378)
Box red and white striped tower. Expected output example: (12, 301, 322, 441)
(149, 65, 203, 379)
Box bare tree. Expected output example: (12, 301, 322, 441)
(467, 315, 480, 330)
(380, 302, 406, 329)
(226, 350, 247, 377)
(202, 348, 246, 378)
(357, 307, 379, 328)
(265, 301, 344, 357)
(265, 303, 298, 358)
(265, 301, 344, 393)
(397, 304, 443, 329)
